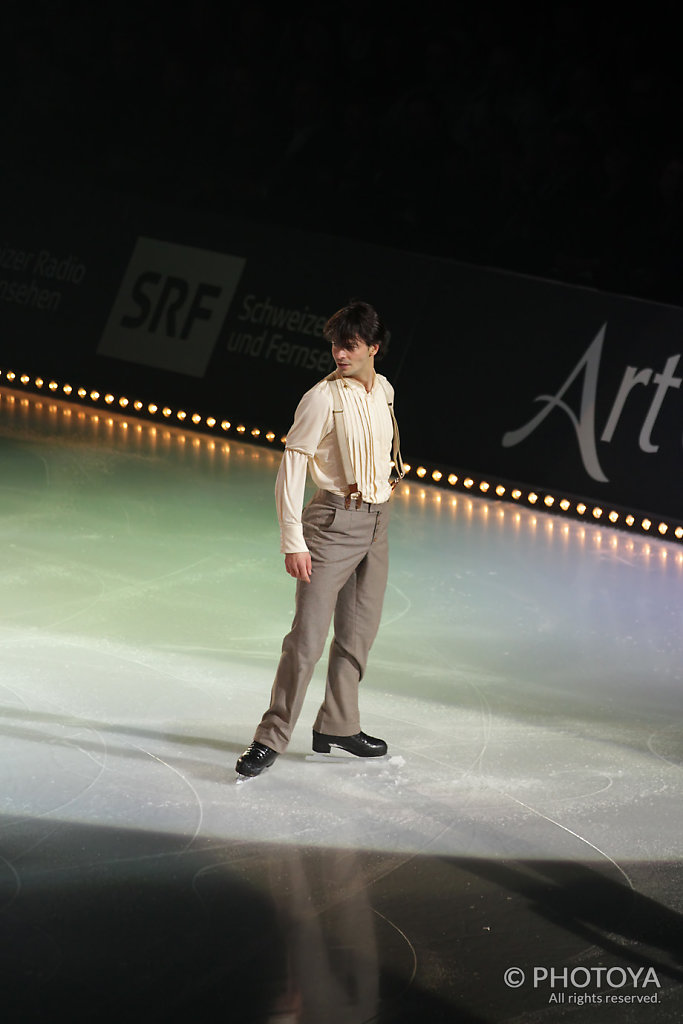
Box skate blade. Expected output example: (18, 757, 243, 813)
(305, 752, 351, 763)
(306, 751, 390, 763)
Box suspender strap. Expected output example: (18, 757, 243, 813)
(328, 374, 404, 508)
(385, 394, 405, 482)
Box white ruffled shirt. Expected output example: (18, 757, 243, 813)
(276, 373, 395, 553)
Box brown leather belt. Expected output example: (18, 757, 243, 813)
(319, 490, 388, 513)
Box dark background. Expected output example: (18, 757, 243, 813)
(3, 1, 683, 525)
(3, 0, 682, 310)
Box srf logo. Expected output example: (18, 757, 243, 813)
(98, 237, 246, 377)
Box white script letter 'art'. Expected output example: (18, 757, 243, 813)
(501, 323, 608, 482)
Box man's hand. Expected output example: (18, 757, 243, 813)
(285, 551, 312, 583)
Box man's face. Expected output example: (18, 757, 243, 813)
(331, 336, 378, 380)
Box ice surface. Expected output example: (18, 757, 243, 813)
(1, 390, 682, 1022)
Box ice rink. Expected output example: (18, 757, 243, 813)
(0, 387, 681, 1023)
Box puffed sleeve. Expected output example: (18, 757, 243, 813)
(274, 383, 333, 553)
(275, 449, 310, 553)
(281, 383, 333, 456)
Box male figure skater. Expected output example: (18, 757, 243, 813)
(236, 299, 403, 777)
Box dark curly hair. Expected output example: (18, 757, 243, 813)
(323, 300, 388, 360)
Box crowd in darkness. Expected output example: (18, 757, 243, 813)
(4, 1, 683, 307)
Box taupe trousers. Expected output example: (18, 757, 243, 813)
(254, 489, 391, 753)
